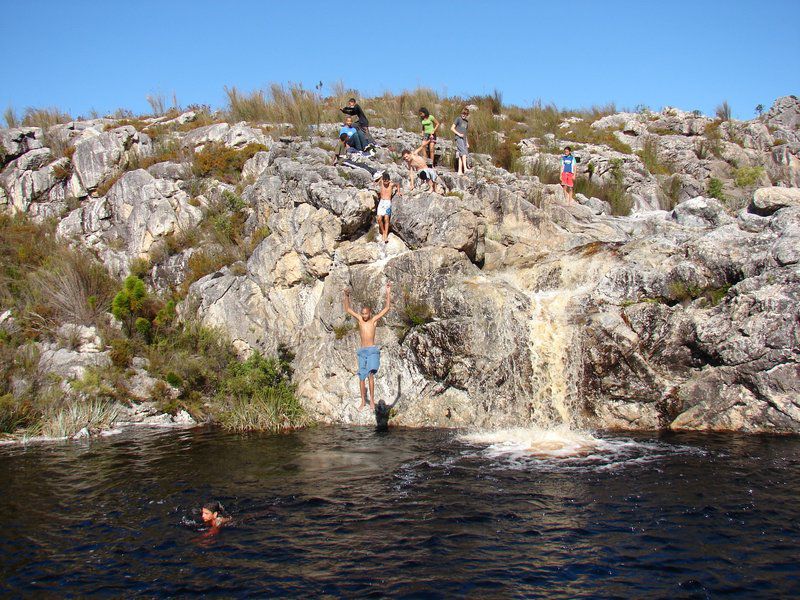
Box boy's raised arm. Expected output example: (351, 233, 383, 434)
(343, 288, 360, 318)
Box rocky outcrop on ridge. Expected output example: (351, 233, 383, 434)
(2, 97, 799, 433)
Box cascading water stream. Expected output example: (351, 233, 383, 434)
(461, 255, 614, 457)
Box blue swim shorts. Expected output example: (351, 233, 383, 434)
(357, 345, 381, 381)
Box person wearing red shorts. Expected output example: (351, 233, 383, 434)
(560, 146, 576, 201)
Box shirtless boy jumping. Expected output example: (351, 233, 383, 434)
(375, 173, 399, 244)
(343, 283, 392, 410)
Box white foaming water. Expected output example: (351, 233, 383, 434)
(457, 426, 706, 471)
(460, 425, 600, 459)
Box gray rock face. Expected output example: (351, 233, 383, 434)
(72, 126, 152, 191)
(0, 127, 44, 164)
(38, 329, 112, 381)
(3, 101, 799, 434)
(57, 169, 202, 276)
(0, 148, 56, 211)
(749, 186, 800, 216)
(671, 196, 734, 228)
(181, 122, 267, 149)
(765, 95, 800, 142)
(391, 193, 484, 261)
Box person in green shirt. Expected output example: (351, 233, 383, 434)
(418, 107, 439, 167)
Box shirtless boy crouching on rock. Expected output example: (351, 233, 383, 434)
(343, 283, 392, 410)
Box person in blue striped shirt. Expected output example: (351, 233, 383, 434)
(560, 146, 577, 201)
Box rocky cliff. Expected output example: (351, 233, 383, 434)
(2, 97, 799, 433)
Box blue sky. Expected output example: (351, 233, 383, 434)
(1, 0, 798, 120)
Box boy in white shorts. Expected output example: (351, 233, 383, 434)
(375, 172, 399, 244)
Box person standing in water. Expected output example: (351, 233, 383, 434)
(343, 283, 392, 411)
(560, 146, 577, 202)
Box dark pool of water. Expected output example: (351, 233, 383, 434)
(0, 426, 798, 598)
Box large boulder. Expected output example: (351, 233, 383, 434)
(671, 196, 734, 228)
(0, 127, 44, 164)
(72, 126, 152, 191)
(749, 186, 800, 216)
(391, 193, 484, 262)
(181, 122, 267, 149)
(764, 95, 800, 142)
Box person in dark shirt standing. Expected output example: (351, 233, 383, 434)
(450, 107, 470, 174)
(341, 98, 370, 133)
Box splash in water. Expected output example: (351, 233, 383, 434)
(459, 425, 600, 459)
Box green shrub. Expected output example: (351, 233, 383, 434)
(637, 138, 672, 175)
(574, 158, 632, 215)
(397, 290, 434, 343)
(129, 257, 151, 279)
(112, 275, 149, 333)
(145, 320, 237, 399)
(734, 166, 764, 188)
(40, 398, 119, 438)
(215, 351, 307, 432)
(28, 250, 116, 326)
(0, 393, 38, 433)
(109, 338, 133, 368)
(192, 142, 268, 184)
(134, 317, 152, 341)
(701, 121, 724, 158)
(165, 372, 183, 388)
(707, 178, 725, 200)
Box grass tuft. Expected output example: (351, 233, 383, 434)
(215, 351, 308, 432)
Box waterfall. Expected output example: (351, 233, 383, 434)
(525, 289, 582, 429)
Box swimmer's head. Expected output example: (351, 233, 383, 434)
(382, 172, 390, 182)
(360, 306, 372, 321)
(202, 501, 225, 523)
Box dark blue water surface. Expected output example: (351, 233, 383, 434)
(0, 426, 798, 598)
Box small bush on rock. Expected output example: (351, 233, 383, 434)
(734, 166, 764, 188)
(192, 142, 268, 184)
(707, 177, 725, 201)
